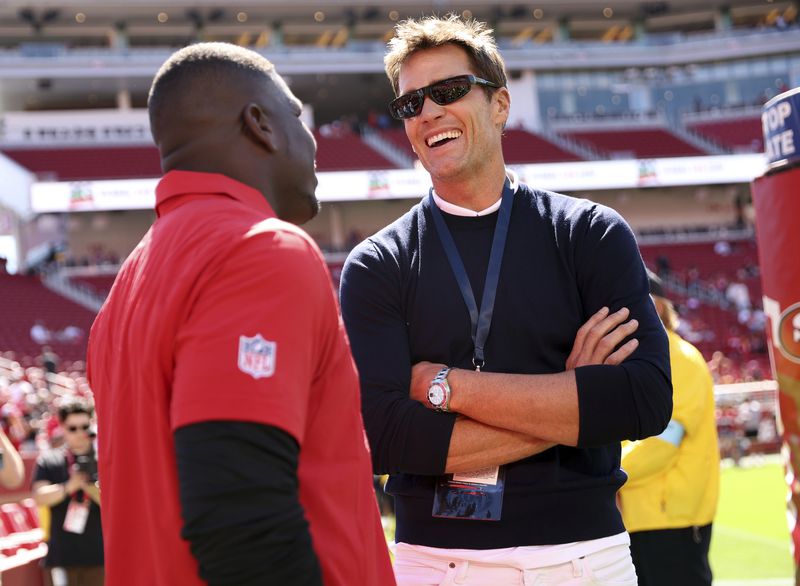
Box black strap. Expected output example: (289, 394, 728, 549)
(426, 179, 514, 370)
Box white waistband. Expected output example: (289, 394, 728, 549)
(394, 531, 630, 569)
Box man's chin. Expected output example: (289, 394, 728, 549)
(286, 195, 320, 226)
(303, 195, 321, 222)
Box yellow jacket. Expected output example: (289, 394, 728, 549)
(619, 330, 720, 532)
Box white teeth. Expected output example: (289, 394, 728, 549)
(426, 130, 462, 147)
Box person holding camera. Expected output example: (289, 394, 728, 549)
(33, 398, 103, 586)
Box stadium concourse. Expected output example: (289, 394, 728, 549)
(0, 0, 797, 582)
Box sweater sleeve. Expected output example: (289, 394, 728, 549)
(572, 204, 673, 446)
(174, 421, 322, 586)
(340, 236, 457, 476)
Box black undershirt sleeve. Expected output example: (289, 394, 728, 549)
(174, 421, 322, 586)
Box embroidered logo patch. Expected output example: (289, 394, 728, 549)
(238, 334, 277, 379)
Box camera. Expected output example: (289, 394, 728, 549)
(74, 447, 98, 482)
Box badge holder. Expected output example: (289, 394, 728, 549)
(427, 181, 514, 522)
(63, 496, 90, 534)
(432, 465, 506, 521)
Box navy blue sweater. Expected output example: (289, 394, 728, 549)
(340, 183, 672, 548)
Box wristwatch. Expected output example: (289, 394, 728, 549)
(427, 367, 452, 412)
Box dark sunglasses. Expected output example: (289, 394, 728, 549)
(67, 424, 91, 433)
(389, 75, 501, 120)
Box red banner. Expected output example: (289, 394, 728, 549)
(752, 167, 800, 570)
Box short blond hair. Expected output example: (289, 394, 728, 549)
(384, 15, 508, 96)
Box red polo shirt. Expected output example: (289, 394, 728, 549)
(88, 170, 394, 586)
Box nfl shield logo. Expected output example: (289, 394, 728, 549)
(238, 334, 277, 379)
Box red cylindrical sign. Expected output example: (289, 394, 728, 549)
(752, 87, 800, 572)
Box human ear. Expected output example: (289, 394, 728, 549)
(492, 87, 511, 128)
(242, 102, 277, 152)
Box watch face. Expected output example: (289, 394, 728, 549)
(428, 384, 445, 406)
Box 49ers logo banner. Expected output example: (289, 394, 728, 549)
(778, 303, 800, 363)
(238, 334, 277, 379)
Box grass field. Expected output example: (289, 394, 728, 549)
(711, 456, 794, 585)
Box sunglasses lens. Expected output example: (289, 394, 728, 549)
(389, 77, 481, 119)
(390, 93, 423, 120)
(429, 79, 471, 106)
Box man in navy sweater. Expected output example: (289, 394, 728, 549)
(340, 15, 672, 586)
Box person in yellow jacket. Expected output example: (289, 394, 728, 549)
(619, 270, 720, 586)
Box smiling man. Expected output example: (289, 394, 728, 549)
(340, 15, 672, 586)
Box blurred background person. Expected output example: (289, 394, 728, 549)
(32, 398, 103, 586)
(619, 270, 720, 586)
(0, 426, 25, 489)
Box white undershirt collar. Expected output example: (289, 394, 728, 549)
(431, 169, 519, 217)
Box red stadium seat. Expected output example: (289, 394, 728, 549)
(17, 500, 40, 531)
(0, 273, 96, 363)
(502, 129, 583, 163)
(560, 127, 705, 158)
(1, 146, 162, 181)
(0, 504, 33, 534)
(313, 131, 399, 171)
(687, 116, 763, 153)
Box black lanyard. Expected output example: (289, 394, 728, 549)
(426, 179, 514, 370)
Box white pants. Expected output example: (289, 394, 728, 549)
(394, 543, 638, 586)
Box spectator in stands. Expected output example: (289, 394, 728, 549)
(737, 399, 762, 453)
(713, 240, 731, 256)
(86, 43, 393, 586)
(367, 107, 380, 128)
(656, 254, 671, 277)
(0, 426, 25, 489)
(716, 403, 742, 464)
(56, 325, 85, 344)
(32, 398, 103, 586)
(340, 15, 671, 585)
(726, 279, 751, 312)
(39, 345, 61, 375)
(619, 270, 720, 586)
(1, 398, 30, 451)
(30, 320, 52, 345)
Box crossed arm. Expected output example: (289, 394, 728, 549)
(413, 307, 639, 472)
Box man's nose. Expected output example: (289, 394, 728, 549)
(418, 95, 445, 121)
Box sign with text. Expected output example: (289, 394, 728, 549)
(763, 87, 800, 170)
(31, 153, 767, 214)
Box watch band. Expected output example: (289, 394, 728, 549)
(433, 366, 451, 384)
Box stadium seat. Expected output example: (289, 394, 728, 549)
(1, 146, 162, 181)
(313, 131, 398, 171)
(687, 116, 763, 153)
(560, 127, 706, 158)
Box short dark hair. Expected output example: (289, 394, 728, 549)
(58, 398, 94, 423)
(147, 42, 277, 143)
(646, 269, 666, 298)
(647, 269, 680, 331)
(384, 15, 508, 96)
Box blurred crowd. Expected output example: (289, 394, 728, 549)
(0, 351, 94, 458)
(716, 398, 779, 464)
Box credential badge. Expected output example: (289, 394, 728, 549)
(238, 334, 277, 379)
